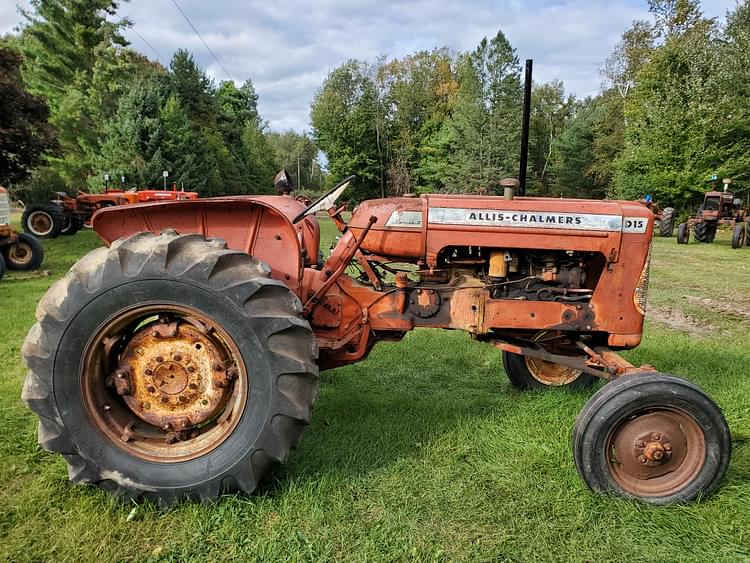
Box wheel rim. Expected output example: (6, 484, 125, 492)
(7, 241, 33, 266)
(524, 332, 583, 386)
(81, 304, 248, 462)
(61, 215, 72, 233)
(27, 211, 53, 236)
(607, 408, 706, 497)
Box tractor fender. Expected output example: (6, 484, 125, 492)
(92, 197, 311, 294)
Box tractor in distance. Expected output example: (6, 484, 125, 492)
(0, 186, 44, 281)
(22, 172, 732, 507)
(21, 184, 199, 239)
(676, 176, 749, 248)
(639, 195, 676, 237)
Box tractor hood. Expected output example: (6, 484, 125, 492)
(349, 194, 653, 266)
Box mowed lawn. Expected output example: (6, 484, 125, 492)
(1, 218, 750, 561)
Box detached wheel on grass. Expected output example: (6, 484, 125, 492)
(502, 332, 595, 390)
(22, 231, 319, 505)
(2, 233, 44, 271)
(573, 372, 730, 504)
(677, 223, 689, 244)
(659, 207, 675, 237)
(732, 225, 746, 249)
(21, 202, 65, 239)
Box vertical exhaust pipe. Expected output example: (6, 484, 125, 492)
(518, 59, 533, 196)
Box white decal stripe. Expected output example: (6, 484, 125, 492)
(385, 210, 423, 228)
(428, 207, 625, 232)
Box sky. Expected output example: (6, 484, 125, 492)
(0, 0, 740, 133)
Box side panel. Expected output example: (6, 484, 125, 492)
(93, 198, 307, 293)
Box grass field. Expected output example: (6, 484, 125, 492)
(1, 221, 750, 561)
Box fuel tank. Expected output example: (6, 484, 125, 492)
(349, 194, 653, 265)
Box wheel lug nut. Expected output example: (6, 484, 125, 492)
(188, 383, 198, 390)
(187, 366, 195, 373)
(152, 331, 159, 338)
(213, 363, 224, 372)
(639, 455, 647, 464)
(102, 404, 111, 411)
(637, 441, 645, 448)
(156, 356, 164, 363)
(173, 354, 182, 362)
(178, 396, 187, 403)
(664, 443, 672, 452)
(144, 368, 153, 376)
(146, 385, 156, 393)
(651, 433, 661, 441)
(161, 397, 169, 404)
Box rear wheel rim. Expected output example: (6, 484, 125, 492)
(524, 332, 584, 386)
(81, 304, 248, 462)
(607, 408, 705, 497)
(28, 211, 53, 236)
(7, 242, 33, 266)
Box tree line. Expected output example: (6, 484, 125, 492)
(0, 0, 323, 201)
(311, 0, 750, 206)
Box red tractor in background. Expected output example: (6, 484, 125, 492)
(21, 184, 199, 239)
(677, 176, 749, 248)
(0, 187, 44, 281)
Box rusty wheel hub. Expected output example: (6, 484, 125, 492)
(608, 409, 705, 496)
(525, 331, 583, 386)
(7, 242, 32, 266)
(82, 305, 247, 462)
(28, 211, 52, 236)
(116, 322, 236, 432)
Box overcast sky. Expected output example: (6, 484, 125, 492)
(0, 0, 739, 132)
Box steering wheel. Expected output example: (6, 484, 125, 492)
(292, 175, 355, 224)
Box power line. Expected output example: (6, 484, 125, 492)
(170, 0, 234, 82)
(129, 25, 164, 61)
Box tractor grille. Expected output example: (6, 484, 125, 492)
(634, 246, 651, 315)
(0, 188, 10, 226)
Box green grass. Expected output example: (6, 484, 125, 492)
(1, 224, 750, 561)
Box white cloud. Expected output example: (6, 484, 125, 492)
(1, 0, 740, 131)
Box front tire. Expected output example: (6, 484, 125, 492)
(677, 223, 689, 244)
(573, 373, 730, 504)
(731, 224, 746, 249)
(502, 351, 595, 390)
(21, 202, 65, 239)
(60, 213, 83, 236)
(693, 222, 715, 243)
(0, 254, 5, 281)
(22, 231, 319, 505)
(2, 233, 44, 271)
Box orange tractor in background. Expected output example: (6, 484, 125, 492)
(0, 187, 44, 281)
(21, 184, 198, 238)
(21, 62, 732, 507)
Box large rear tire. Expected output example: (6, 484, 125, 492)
(573, 373, 730, 504)
(659, 207, 675, 237)
(0, 253, 5, 281)
(2, 233, 44, 270)
(746, 222, 750, 246)
(21, 202, 65, 239)
(22, 231, 319, 505)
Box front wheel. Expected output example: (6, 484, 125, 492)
(677, 223, 689, 244)
(573, 373, 730, 504)
(2, 233, 44, 271)
(731, 224, 746, 249)
(22, 231, 319, 505)
(502, 334, 595, 390)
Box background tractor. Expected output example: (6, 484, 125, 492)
(21, 185, 199, 239)
(676, 177, 749, 248)
(639, 195, 676, 237)
(0, 187, 44, 281)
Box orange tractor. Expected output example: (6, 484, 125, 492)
(21, 185, 199, 238)
(0, 186, 44, 281)
(21, 174, 731, 506)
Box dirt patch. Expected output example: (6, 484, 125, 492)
(647, 306, 720, 336)
(683, 295, 750, 321)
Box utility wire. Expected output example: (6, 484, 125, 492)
(170, 0, 234, 82)
(129, 25, 164, 61)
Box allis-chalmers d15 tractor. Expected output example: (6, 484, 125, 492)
(677, 176, 749, 248)
(21, 175, 732, 506)
(0, 187, 45, 281)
